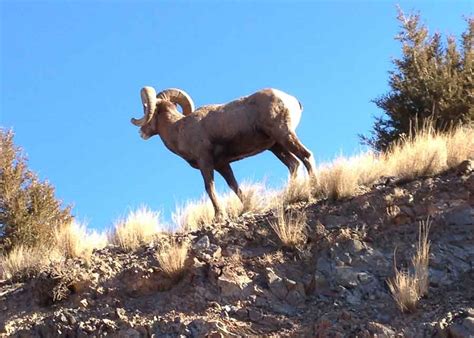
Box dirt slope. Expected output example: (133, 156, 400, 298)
(1, 161, 473, 337)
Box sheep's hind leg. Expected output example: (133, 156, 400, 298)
(199, 163, 223, 220)
(277, 132, 315, 176)
(270, 143, 300, 177)
(216, 163, 243, 201)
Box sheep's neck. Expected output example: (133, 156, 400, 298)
(157, 111, 183, 154)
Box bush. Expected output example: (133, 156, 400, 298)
(362, 9, 473, 151)
(0, 130, 72, 252)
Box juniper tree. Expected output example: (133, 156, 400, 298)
(362, 10, 473, 151)
(0, 130, 72, 252)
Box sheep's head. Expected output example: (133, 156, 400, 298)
(131, 86, 195, 140)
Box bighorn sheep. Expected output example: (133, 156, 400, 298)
(131, 87, 315, 219)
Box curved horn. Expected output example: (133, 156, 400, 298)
(131, 86, 157, 126)
(156, 88, 195, 116)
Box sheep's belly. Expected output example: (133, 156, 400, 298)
(212, 132, 273, 164)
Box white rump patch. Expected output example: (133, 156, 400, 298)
(271, 88, 302, 131)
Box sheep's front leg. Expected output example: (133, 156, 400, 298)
(199, 163, 223, 220)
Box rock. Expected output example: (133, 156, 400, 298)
(118, 328, 141, 338)
(229, 306, 246, 320)
(325, 215, 349, 229)
(443, 206, 473, 226)
(101, 319, 118, 331)
(283, 277, 297, 290)
(367, 321, 396, 336)
(457, 159, 473, 175)
(449, 322, 474, 338)
(340, 252, 352, 265)
(347, 239, 365, 254)
(116, 307, 127, 320)
(193, 235, 210, 250)
(217, 272, 251, 299)
(316, 255, 333, 275)
(248, 308, 263, 322)
(335, 267, 359, 288)
(266, 268, 288, 300)
(314, 270, 329, 286)
(70, 273, 91, 293)
(224, 244, 241, 256)
(195, 285, 215, 300)
(59, 313, 68, 324)
(345, 291, 361, 306)
(193, 236, 222, 262)
(429, 268, 452, 287)
(64, 312, 77, 325)
(462, 317, 474, 332)
(286, 289, 305, 306)
(357, 272, 373, 285)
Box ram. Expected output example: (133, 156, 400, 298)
(131, 87, 315, 219)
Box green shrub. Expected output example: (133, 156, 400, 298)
(362, 9, 473, 151)
(0, 129, 72, 252)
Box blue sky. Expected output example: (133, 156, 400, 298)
(1, 1, 471, 230)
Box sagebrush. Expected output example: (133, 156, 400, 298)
(0, 129, 71, 252)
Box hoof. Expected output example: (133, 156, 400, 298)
(214, 211, 224, 222)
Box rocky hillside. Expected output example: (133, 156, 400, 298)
(0, 160, 473, 337)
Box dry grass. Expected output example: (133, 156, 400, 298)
(445, 126, 474, 168)
(111, 206, 162, 251)
(279, 176, 312, 206)
(387, 267, 420, 312)
(270, 204, 308, 249)
(225, 182, 273, 219)
(385, 125, 473, 180)
(412, 218, 431, 297)
(170, 125, 472, 230)
(155, 240, 189, 280)
(238, 182, 272, 215)
(55, 221, 107, 260)
(386, 129, 448, 180)
(309, 125, 473, 201)
(174, 182, 273, 231)
(313, 158, 360, 200)
(0, 245, 63, 280)
(310, 152, 383, 200)
(173, 197, 215, 232)
(387, 219, 432, 312)
(1, 221, 107, 279)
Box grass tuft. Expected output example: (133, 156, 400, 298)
(173, 197, 215, 232)
(0, 245, 63, 280)
(270, 204, 307, 249)
(111, 206, 162, 251)
(312, 158, 361, 200)
(445, 126, 474, 168)
(412, 218, 431, 297)
(387, 267, 420, 313)
(386, 128, 448, 180)
(174, 182, 273, 231)
(55, 221, 107, 260)
(279, 176, 312, 206)
(387, 219, 432, 312)
(155, 240, 189, 281)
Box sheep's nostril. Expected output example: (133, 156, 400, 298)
(140, 131, 150, 140)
